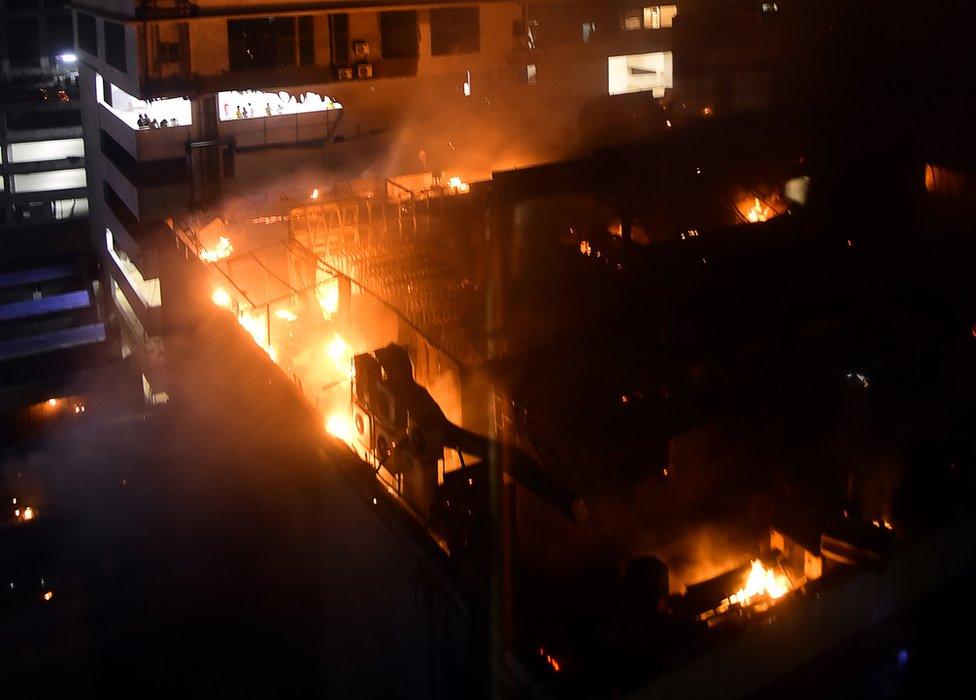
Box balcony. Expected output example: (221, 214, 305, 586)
(100, 103, 190, 161)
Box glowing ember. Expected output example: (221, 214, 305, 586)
(539, 648, 561, 673)
(200, 236, 233, 263)
(18, 506, 35, 522)
(212, 287, 233, 308)
(448, 176, 471, 194)
(326, 413, 354, 442)
(42, 590, 54, 602)
(728, 559, 790, 607)
(745, 197, 772, 223)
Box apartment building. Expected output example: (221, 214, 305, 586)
(71, 1, 677, 400)
(0, 1, 115, 421)
(1, 0, 87, 232)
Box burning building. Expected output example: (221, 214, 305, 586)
(58, 0, 976, 695)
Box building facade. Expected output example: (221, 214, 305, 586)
(71, 0, 678, 400)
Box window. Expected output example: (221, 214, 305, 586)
(526, 64, 537, 85)
(329, 13, 349, 65)
(379, 11, 419, 59)
(624, 9, 643, 31)
(298, 16, 315, 65)
(430, 7, 480, 56)
(582, 22, 596, 43)
(608, 51, 673, 97)
(105, 21, 127, 72)
(47, 16, 75, 60)
(107, 229, 161, 308)
(643, 5, 677, 29)
(53, 197, 89, 219)
(96, 72, 192, 129)
(7, 138, 84, 163)
(6, 18, 40, 67)
(228, 17, 297, 71)
(77, 13, 98, 55)
(11, 168, 87, 193)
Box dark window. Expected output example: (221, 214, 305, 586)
(47, 16, 75, 59)
(6, 109, 80, 131)
(379, 11, 418, 59)
(6, 18, 40, 67)
(77, 13, 98, 56)
(105, 21, 127, 71)
(430, 7, 480, 55)
(6, 0, 39, 10)
(298, 15, 314, 66)
(329, 13, 349, 65)
(227, 17, 297, 71)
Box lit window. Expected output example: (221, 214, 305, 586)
(624, 10, 642, 31)
(7, 138, 84, 163)
(53, 198, 88, 219)
(643, 5, 677, 29)
(96, 73, 192, 130)
(608, 52, 673, 97)
(216, 89, 341, 121)
(106, 228, 161, 308)
(11, 168, 86, 193)
(526, 64, 537, 85)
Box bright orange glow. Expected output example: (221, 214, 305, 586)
(20, 506, 35, 522)
(539, 648, 561, 672)
(211, 287, 233, 308)
(311, 188, 320, 199)
(728, 559, 790, 607)
(448, 176, 471, 194)
(325, 334, 354, 376)
(274, 309, 298, 322)
(326, 413, 353, 442)
(745, 197, 772, 223)
(317, 278, 340, 318)
(42, 590, 53, 602)
(238, 310, 274, 360)
(47, 398, 57, 407)
(200, 236, 233, 263)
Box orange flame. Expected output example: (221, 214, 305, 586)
(200, 236, 233, 263)
(326, 413, 353, 442)
(448, 176, 470, 194)
(728, 559, 790, 607)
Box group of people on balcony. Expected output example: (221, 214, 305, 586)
(136, 113, 180, 129)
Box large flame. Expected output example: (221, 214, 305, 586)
(448, 176, 471, 194)
(325, 333, 354, 376)
(728, 559, 790, 607)
(200, 236, 234, 263)
(745, 197, 772, 224)
(317, 278, 340, 318)
(212, 287, 233, 308)
(326, 412, 353, 442)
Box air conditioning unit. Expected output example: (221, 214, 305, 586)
(337, 66, 354, 80)
(357, 63, 373, 79)
(353, 41, 370, 58)
(352, 402, 374, 453)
